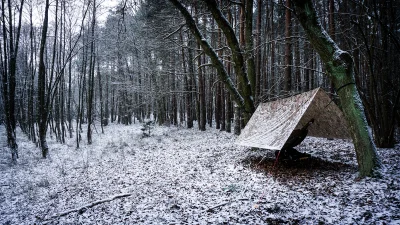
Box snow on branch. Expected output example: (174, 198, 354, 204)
(163, 23, 186, 40)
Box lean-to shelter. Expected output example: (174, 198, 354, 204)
(236, 88, 351, 150)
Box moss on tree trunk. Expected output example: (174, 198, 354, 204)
(292, 0, 381, 177)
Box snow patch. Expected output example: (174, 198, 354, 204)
(0, 124, 398, 224)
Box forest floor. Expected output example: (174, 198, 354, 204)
(0, 122, 399, 224)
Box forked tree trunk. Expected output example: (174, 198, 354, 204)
(291, 0, 381, 177)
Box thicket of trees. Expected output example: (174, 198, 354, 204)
(1, 0, 399, 177)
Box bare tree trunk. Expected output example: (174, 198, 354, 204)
(55, 85, 61, 142)
(269, 1, 276, 95)
(87, 0, 96, 144)
(349, 0, 400, 148)
(105, 62, 110, 121)
(215, 20, 223, 130)
(180, 31, 193, 128)
(234, 105, 241, 135)
(255, 0, 262, 103)
(38, 0, 50, 158)
(226, 92, 232, 133)
(1, 0, 24, 161)
(207, 72, 213, 128)
(171, 53, 178, 126)
(28, 4, 36, 144)
(260, 2, 268, 99)
(220, 85, 226, 131)
(97, 59, 104, 133)
(303, 44, 310, 91)
(76, 27, 88, 148)
(51, 0, 61, 143)
(245, 0, 256, 98)
(235, 5, 243, 134)
(294, 20, 301, 92)
(292, 0, 381, 177)
(284, 0, 292, 92)
(226, 54, 232, 133)
(68, 29, 73, 138)
(111, 86, 115, 123)
(328, 0, 335, 96)
(198, 48, 206, 131)
(169, 0, 253, 124)
(202, 0, 255, 122)
(187, 37, 195, 128)
(310, 48, 315, 89)
(135, 50, 142, 123)
(215, 82, 221, 129)
(60, 0, 67, 143)
(195, 9, 206, 131)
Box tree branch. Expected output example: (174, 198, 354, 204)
(163, 23, 186, 39)
(42, 193, 132, 222)
(168, 0, 246, 110)
(203, 0, 255, 118)
(291, 0, 381, 177)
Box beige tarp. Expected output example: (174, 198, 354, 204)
(236, 88, 350, 150)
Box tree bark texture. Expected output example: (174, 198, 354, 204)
(202, 0, 255, 122)
(168, 0, 254, 124)
(284, 0, 292, 92)
(291, 0, 381, 177)
(1, 0, 24, 161)
(245, 0, 256, 100)
(87, 0, 96, 144)
(38, 0, 50, 158)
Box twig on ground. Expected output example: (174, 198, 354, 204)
(206, 198, 252, 212)
(41, 193, 132, 222)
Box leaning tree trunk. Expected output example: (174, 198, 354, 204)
(203, 0, 255, 123)
(291, 0, 381, 178)
(169, 0, 253, 123)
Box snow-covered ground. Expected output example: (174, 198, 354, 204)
(0, 123, 399, 224)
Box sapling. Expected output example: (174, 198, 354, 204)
(141, 121, 154, 138)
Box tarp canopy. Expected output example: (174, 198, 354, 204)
(236, 88, 351, 150)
